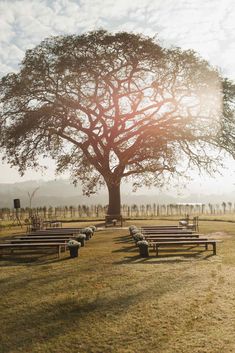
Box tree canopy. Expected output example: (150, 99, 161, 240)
(1, 30, 235, 215)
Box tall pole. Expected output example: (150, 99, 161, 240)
(28, 187, 40, 218)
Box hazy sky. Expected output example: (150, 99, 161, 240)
(0, 0, 235, 194)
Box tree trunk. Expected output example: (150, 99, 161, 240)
(107, 182, 121, 216)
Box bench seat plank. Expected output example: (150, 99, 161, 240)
(141, 226, 183, 230)
(144, 234, 199, 238)
(142, 230, 194, 234)
(147, 237, 207, 243)
(13, 232, 79, 237)
(10, 239, 70, 244)
(29, 230, 80, 235)
(16, 235, 76, 240)
(45, 227, 83, 231)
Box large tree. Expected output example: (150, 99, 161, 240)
(0, 30, 235, 215)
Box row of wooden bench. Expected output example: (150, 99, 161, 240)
(130, 225, 217, 256)
(0, 226, 96, 258)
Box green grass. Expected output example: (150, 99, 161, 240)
(0, 219, 235, 353)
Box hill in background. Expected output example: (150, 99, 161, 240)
(0, 179, 235, 208)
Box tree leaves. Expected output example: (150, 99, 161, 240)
(0, 29, 235, 196)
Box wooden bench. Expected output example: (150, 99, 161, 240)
(179, 216, 199, 231)
(105, 214, 123, 227)
(145, 237, 203, 245)
(190, 217, 199, 232)
(10, 238, 69, 246)
(0, 242, 67, 258)
(151, 240, 217, 256)
(45, 227, 83, 231)
(15, 230, 80, 237)
(142, 229, 194, 235)
(29, 230, 81, 235)
(16, 235, 77, 240)
(141, 226, 183, 230)
(145, 237, 208, 250)
(144, 234, 200, 239)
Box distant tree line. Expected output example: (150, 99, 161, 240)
(0, 202, 235, 221)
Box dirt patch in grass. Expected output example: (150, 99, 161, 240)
(206, 231, 233, 239)
(0, 220, 234, 353)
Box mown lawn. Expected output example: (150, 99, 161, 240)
(0, 220, 234, 353)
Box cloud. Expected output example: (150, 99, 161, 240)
(0, 0, 235, 77)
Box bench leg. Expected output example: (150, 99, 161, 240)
(213, 243, 216, 255)
(58, 245, 61, 258)
(205, 243, 208, 250)
(156, 245, 159, 257)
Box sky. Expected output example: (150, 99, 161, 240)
(0, 0, 235, 194)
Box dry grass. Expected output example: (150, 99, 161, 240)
(0, 219, 235, 353)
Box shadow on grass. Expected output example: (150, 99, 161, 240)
(0, 258, 79, 297)
(115, 239, 133, 244)
(113, 249, 214, 265)
(1, 271, 191, 353)
(112, 245, 137, 253)
(0, 251, 72, 267)
(114, 235, 132, 243)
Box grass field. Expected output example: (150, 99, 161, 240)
(0, 219, 235, 353)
